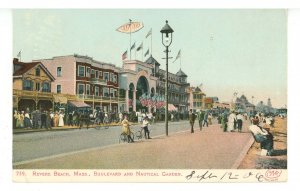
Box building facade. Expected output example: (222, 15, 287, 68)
(13, 58, 60, 111)
(36, 54, 124, 112)
(187, 86, 206, 112)
(145, 56, 190, 113)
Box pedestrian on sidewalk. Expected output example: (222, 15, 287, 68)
(221, 112, 228, 132)
(203, 110, 209, 127)
(122, 115, 134, 143)
(227, 111, 237, 132)
(236, 112, 243, 132)
(197, 109, 204, 131)
(208, 112, 213, 125)
(45, 111, 52, 130)
(142, 116, 151, 139)
(189, 109, 196, 133)
(23, 111, 32, 129)
(58, 111, 65, 127)
(41, 110, 47, 129)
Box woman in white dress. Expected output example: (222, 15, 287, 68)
(227, 111, 237, 132)
(58, 111, 64, 127)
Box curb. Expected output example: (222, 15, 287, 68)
(231, 135, 255, 169)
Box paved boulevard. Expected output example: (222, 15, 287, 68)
(13, 120, 195, 164)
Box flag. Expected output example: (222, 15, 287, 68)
(144, 49, 149, 57)
(17, 51, 21, 58)
(146, 28, 152, 38)
(122, 50, 127, 60)
(136, 42, 143, 51)
(173, 50, 181, 63)
(130, 42, 136, 50)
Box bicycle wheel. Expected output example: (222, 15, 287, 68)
(95, 125, 101, 130)
(135, 130, 142, 140)
(104, 122, 109, 129)
(119, 133, 127, 143)
(130, 132, 135, 141)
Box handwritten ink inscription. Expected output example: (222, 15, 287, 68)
(185, 170, 266, 182)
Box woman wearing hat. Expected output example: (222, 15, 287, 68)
(121, 115, 134, 143)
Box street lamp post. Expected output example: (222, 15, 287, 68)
(160, 20, 174, 136)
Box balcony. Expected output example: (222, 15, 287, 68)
(90, 78, 107, 85)
(13, 89, 76, 101)
(76, 94, 126, 103)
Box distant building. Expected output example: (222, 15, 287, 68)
(186, 86, 206, 112)
(235, 94, 255, 113)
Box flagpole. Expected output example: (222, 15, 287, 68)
(180, 50, 181, 69)
(151, 28, 153, 55)
(129, 19, 132, 60)
(142, 46, 143, 61)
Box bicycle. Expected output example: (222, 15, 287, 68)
(135, 127, 145, 140)
(119, 131, 135, 143)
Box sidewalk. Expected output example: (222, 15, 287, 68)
(14, 122, 254, 169)
(13, 122, 137, 134)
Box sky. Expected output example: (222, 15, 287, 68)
(13, 9, 287, 108)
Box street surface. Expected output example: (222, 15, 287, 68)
(13, 119, 254, 169)
(13, 121, 191, 163)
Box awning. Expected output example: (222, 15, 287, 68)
(167, 104, 178, 111)
(53, 95, 68, 104)
(68, 101, 91, 108)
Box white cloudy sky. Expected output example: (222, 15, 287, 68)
(13, 9, 287, 108)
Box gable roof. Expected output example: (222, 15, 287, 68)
(13, 58, 55, 81)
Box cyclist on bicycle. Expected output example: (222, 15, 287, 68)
(121, 115, 134, 143)
(142, 116, 151, 139)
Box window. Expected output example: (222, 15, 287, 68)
(110, 73, 114, 82)
(113, 74, 117, 83)
(86, 67, 91, 77)
(99, 71, 102, 76)
(86, 84, 90, 95)
(78, 66, 85, 77)
(35, 67, 40, 76)
(95, 86, 99, 96)
(77, 84, 84, 94)
(57, 85, 61, 93)
(36, 82, 40, 91)
(23, 80, 33, 91)
(110, 88, 114, 97)
(57, 67, 62, 77)
(91, 69, 95, 77)
(103, 87, 109, 97)
(42, 82, 50, 92)
(95, 71, 99, 79)
(104, 72, 109, 82)
(197, 102, 201, 107)
(193, 102, 196, 108)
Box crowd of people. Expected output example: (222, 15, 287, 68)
(13, 109, 65, 130)
(13, 107, 277, 155)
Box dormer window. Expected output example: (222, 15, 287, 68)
(35, 67, 40, 76)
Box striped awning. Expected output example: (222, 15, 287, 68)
(68, 101, 91, 108)
(166, 104, 178, 111)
